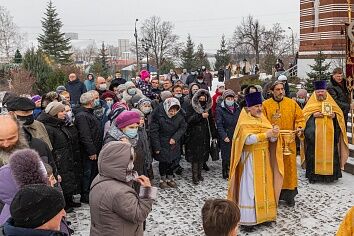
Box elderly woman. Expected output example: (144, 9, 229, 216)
(216, 89, 241, 179)
(150, 98, 187, 189)
(89, 141, 157, 236)
(122, 81, 144, 109)
(37, 101, 81, 211)
(185, 89, 217, 185)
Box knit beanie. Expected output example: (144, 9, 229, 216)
(217, 82, 225, 89)
(140, 70, 150, 81)
(115, 110, 141, 129)
(222, 89, 236, 100)
(137, 97, 152, 109)
(160, 91, 173, 101)
(55, 85, 66, 94)
(31, 95, 41, 103)
(44, 101, 65, 117)
(102, 90, 117, 101)
(10, 184, 65, 229)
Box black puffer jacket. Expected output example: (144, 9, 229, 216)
(150, 104, 187, 163)
(327, 78, 350, 122)
(37, 113, 79, 197)
(185, 89, 217, 162)
(74, 107, 103, 158)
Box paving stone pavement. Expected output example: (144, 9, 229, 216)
(67, 158, 354, 236)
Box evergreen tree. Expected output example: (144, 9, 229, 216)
(13, 49, 22, 63)
(91, 42, 109, 77)
(306, 51, 331, 92)
(215, 35, 231, 70)
(195, 43, 210, 69)
(37, 1, 72, 64)
(180, 34, 195, 71)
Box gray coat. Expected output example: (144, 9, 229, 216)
(89, 141, 155, 236)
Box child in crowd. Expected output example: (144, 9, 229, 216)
(202, 199, 240, 236)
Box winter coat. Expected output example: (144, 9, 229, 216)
(74, 107, 103, 159)
(93, 99, 110, 132)
(215, 101, 241, 161)
(203, 72, 213, 88)
(211, 89, 223, 117)
(24, 120, 53, 150)
(84, 79, 95, 91)
(89, 141, 155, 236)
(134, 127, 152, 176)
(37, 113, 79, 197)
(185, 74, 197, 85)
(180, 73, 189, 84)
(136, 80, 156, 100)
(185, 89, 217, 162)
(218, 68, 225, 82)
(33, 107, 42, 119)
(196, 81, 209, 91)
(150, 105, 187, 163)
(65, 79, 87, 106)
(327, 78, 350, 121)
(3, 218, 68, 236)
(23, 128, 58, 176)
(0, 166, 18, 225)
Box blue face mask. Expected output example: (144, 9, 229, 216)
(225, 100, 234, 106)
(297, 98, 305, 104)
(93, 99, 100, 108)
(124, 128, 138, 138)
(127, 88, 137, 96)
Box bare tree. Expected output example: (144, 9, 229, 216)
(72, 42, 98, 64)
(0, 6, 24, 60)
(139, 16, 182, 72)
(230, 15, 266, 64)
(262, 23, 292, 58)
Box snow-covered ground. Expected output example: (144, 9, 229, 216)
(67, 158, 354, 236)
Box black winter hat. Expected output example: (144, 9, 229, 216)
(10, 184, 65, 229)
(6, 96, 35, 111)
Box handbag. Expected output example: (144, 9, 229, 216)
(207, 118, 219, 161)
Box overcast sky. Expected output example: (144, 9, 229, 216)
(1, 0, 299, 53)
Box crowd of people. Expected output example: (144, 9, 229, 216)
(0, 66, 352, 235)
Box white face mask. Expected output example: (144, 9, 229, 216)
(99, 84, 107, 91)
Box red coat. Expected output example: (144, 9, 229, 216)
(212, 89, 222, 117)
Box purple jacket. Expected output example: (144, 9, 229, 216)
(0, 165, 18, 225)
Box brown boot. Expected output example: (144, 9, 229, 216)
(167, 175, 177, 188)
(192, 162, 199, 185)
(159, 176, 169, 189)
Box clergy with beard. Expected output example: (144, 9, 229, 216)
(303, 80, 348, 183)
(262, 81, 305, 207)
(227, 92, 284, 232)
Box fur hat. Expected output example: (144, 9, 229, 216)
(10, 184, 65, 229)
(44, 101, 65, 117)
(9, 149, 48, 188)
(191, 89, 212, 114)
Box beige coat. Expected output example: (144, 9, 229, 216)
(89, 141, 156, 236)
(25, 120, 53, 150)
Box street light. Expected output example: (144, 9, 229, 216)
(288, 26, 295, 58)
(134, 19, 139, 72)
(142, 38, 151, 72)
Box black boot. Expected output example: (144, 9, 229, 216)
(203, 162, 210, 171)
(192, 162, 199, 185)
(225, 160, 230, 179)
(222, 160, 227, 179)
(147, 164, 154, 180)
(198, 162, 204, 181)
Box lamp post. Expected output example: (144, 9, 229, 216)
(134, 19, 139, 73)
(142, 38, 151, 72)
(288, 26, 295, 58)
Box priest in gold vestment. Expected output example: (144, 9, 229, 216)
(262, 81, 305, 207)
(227, 92, 284, 231)
(303, 80, 348, 183)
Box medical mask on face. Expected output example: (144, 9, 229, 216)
(225, 100, 234, 106)
(174, 93, 182, 98)
(127, 88, 137, 96)
(124, 128, 138, 138)
(93, 99, 100, 108)
(98, 84, 107, 91)
(106, 100, 114, 108)
(197, 79, 203, 83)
(142, 107, 152, 115)
(17, 114, 34, 126)
(199, 101, 207, 106)
(297, 98, 305, 104)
